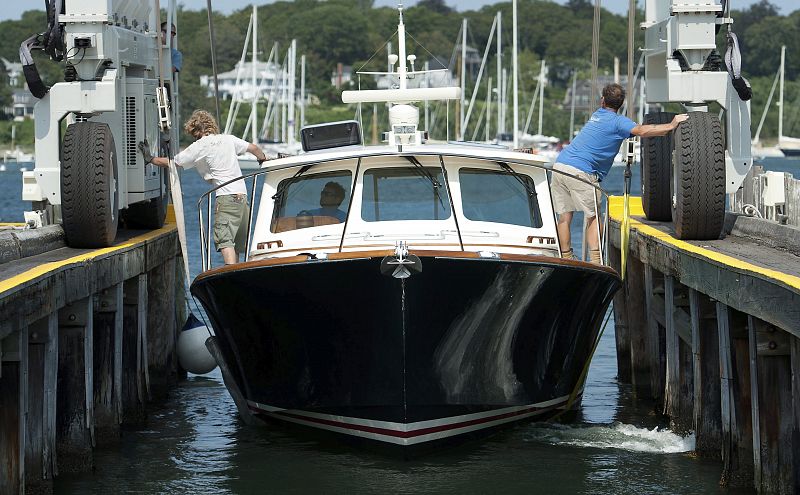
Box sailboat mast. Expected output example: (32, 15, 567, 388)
(512, 0, 519, 148)
(569, 70, 577, 140)
(496, 11, 502, 135)
(779, 45, 785, 140)
(424, 60, 430, 131)
(537, 59, 545, 137)
(460, 18, 467, 140)
(486, 77, 492, 141)
(300, 54, 306, 129)
(288, 39, 297, 146)
(251, 5, 258, 144)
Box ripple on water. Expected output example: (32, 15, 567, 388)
(524, 422, 695, 454)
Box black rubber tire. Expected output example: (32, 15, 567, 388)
(641, 112, 676, 221)
(123, 169, 169, 229)
(670, 112, 726, 240)
(61, 122, 119, 247)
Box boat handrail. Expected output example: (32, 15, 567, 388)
(196, 150, 613, 272)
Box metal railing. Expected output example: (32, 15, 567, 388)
(196, 151, 612, 272)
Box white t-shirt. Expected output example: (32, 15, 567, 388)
(174, 134, 249, 196)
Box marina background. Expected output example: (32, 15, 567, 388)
(1, 1, 799, 154)
(0, 157, 796, 492)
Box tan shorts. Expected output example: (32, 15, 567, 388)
(551, 163, 601, 216)
(213, 193, 249, 252)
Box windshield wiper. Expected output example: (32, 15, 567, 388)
(271, 164, 313, 211)
(404, 155, 446, 208)
(498, 162, 537, 199)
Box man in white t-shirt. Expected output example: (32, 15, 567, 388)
(139, 110, 268, 264)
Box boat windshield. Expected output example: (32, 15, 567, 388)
(362, 167, 451, 222)
(459, 168, 543, 228)
(270, 171, 352, 233)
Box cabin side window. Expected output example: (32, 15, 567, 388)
(458, 168, 543, 228)
(361, 167, 452, 222)
(270, 171, 352, 233)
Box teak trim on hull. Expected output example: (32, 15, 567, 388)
(194, 249, 620, 282)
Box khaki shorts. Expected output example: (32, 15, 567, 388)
(213, 194, 249, 252)
(551, 163, 601, 216)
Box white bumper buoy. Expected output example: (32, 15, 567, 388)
(177, 314, 218, 374)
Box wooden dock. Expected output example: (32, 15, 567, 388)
(608, 195, 800, 494)
(0, 212, 184, 494)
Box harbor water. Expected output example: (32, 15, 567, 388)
(2, 157, 797, 493)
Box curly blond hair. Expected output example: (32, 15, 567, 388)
(184, 110, 220, 138)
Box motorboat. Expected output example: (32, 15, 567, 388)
(190, 8, 621, 448)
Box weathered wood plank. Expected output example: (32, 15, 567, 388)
(748, 315, 761, 490)
(627, 256, 651, 396)
(691, 289, 722, 458)
(0, 360, 22, 494)
(93, 284, 123, 443)
(791, 335, 800, 494)
(122, 276, 147, 426)
(607, 245, 631, 383)
(752, 314, 794, 493)
(1, 326, 24, 495)
(146, 257, 177, 402)
(56, 326, 94, 474)
(645, 265, 665, 402)
(718, 303, 754, 488)
(25, 313, 58, 493)
(664, 276, 680, 421)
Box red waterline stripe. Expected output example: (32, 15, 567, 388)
(250, 401, 568, 439)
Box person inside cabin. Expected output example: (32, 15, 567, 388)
(161, 22, 182, 74)
(551, 83, 688, 263)
(138, 110, 268, 265)
(304, 181, 348, 222)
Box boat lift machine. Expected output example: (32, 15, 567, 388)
(21, 0, 177, 247)
(640, 0, 752, 239)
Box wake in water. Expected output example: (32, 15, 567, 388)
(525, 422, 695, 454)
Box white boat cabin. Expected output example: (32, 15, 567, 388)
(247, 144, 561, 261)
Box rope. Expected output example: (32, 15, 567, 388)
(590, 0, 601, 106)
(620, 0, 635, 280)
(621, 170, 631, 279)
(206, 0, 222, 125)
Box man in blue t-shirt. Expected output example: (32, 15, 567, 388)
(161, 22, 183, 73)
(552, 83, 688, 262)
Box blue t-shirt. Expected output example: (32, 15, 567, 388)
(308, 207, 347, 222)
(556, 108, 636, 180)
(172, 48, 183, 72)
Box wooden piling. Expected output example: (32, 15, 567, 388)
(608, 245, 632, 383)
(791, 335, 800, 494)
(644, 265, 666, 403)
(690, 289, 722, 458)
(122, 275, 147, 425)
(718, 303, 754, 488)
(56, 298, 94, 474)
(750, 316, 795, 493)
(146, 255, 177, 401)
(24, 314, 58, 492)
(0, 324, 24, 494)
(626, 256, 651, 396)
(93, 284, 123, 442)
